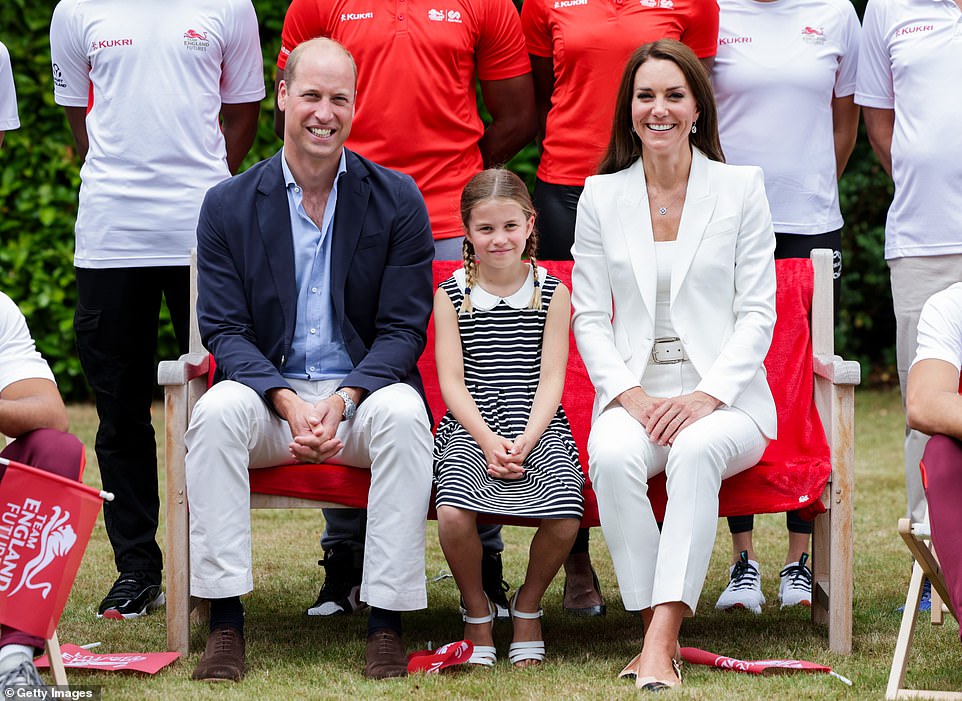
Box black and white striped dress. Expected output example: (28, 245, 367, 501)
(433, 267, 584, 520)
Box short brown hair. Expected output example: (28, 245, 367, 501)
(285, 37, 358, 87)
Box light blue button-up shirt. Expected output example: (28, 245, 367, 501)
(280, 149, 354, 380)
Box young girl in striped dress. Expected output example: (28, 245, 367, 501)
(433, 169, 583, 668)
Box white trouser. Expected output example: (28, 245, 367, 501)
(889, 254, 962, 524)
(185, 378, 433, 611)
(588, 405, 767, 613)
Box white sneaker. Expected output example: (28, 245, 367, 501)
(715, 550, 765, 614)
(778, 553, 813, 608)
(0, 651, 44, 691)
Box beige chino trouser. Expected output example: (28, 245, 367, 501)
(185, 378, 433, 612)
(889, 253, 962, 524)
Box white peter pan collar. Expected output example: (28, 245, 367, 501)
(453, 265, 548, 311)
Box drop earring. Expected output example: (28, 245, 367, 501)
(690, 123, 697, 134)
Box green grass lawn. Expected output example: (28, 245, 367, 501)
(45, 387, 960, 699)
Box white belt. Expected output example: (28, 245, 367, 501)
(650, 337, 688, 364)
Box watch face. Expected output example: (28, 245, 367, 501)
(336, 390, 356, 419)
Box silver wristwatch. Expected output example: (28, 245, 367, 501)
(333, 389, 357, 421)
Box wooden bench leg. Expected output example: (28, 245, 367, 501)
(165, 386, 192, 655)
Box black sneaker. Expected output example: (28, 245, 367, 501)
(307, 546, 366, 616)
(98, 571, 165, 620)
(481, 549, 510, 620)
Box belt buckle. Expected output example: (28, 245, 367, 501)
(651, 336, 685, 365)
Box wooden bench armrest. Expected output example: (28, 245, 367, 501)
(158, 351, 210, 387)
(813, 354, 861, 386)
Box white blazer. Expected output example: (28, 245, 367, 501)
(571, 148, 777, 439)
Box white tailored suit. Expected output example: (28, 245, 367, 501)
(571, 147, 777, 613)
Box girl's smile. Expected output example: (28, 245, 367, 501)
(465, 198, 535, 272)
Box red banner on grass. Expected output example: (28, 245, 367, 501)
(680, 647, 851, 685)
(34, 645, 180, 674)
(0, 458, 105, 639)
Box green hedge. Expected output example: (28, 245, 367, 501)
(0, 0, 893, 399)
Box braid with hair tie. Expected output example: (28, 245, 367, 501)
(525, 229, 542, 311)
(459, 238, 476, 316)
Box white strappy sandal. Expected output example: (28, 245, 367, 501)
(460, 595, 497, 667)
(508, 591, 545, 667)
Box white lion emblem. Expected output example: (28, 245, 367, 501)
(9, 507, 77, 599)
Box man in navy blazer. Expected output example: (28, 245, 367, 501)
(184, 38, 434, 682)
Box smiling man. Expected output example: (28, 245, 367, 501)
(185, 37, 435, 681)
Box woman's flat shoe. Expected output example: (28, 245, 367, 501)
(508, 591, 545, 667)
(460, 595, 497, 667)
(637, 677, 677, 692)
(636, 657, 683, 691)
(618, 652, 643, 679)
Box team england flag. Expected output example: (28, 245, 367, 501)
(34, 644, 179, 674)
(680, 647, 852, 685)
(0, 457, 107, 639)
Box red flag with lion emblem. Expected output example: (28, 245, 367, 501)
(0, 458, 107, 639)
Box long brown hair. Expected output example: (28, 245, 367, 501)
(598, 39, 724, 175)
(459, 169, 541, 315)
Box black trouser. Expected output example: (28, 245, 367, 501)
(532, 179, 583, 261)
(727, 228, 842, 537)
(75, 266, 189, 573)
(773, 229, 842, 312)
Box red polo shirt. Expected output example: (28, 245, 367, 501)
(522, 0, 718, 186)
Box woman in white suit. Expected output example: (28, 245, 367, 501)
(571, 40, 777, 691)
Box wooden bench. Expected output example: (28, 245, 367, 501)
(160, 249, 858, 654)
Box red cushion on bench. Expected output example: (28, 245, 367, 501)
(247, 258, 830, 527)
(248, 260, 601, 527)
(645, 257, 830, 521)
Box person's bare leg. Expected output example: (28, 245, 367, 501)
(563, 528, 605, 612)
(786, 531, 809, 565)
(622, 608, 681, 678)
(513, 518, 578, 667)
(633, 601, 686, 686)
(437, 505, 492, 648)
(731, 531, 755, 563)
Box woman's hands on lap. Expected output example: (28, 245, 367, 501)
(618, 387, 721, 446)
(646, 391, 721, 446)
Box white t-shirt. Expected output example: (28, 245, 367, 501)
(856, 0, 962, 260)
(713, 0, 859, 235)
(913, 283, 962, 372)
(50, 0, 266, 269)
(0, 42, 19, 132)
(0, 292, 55, 393)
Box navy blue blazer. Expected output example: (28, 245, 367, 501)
(195, 148, 434, 406)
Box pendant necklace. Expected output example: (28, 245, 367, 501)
(647, 185, 686, 217)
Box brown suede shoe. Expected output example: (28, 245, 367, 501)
(364, 629, 408, 680)
(192, 625, 246, 682)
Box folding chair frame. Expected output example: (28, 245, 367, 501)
(886, 518, 962, 700)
